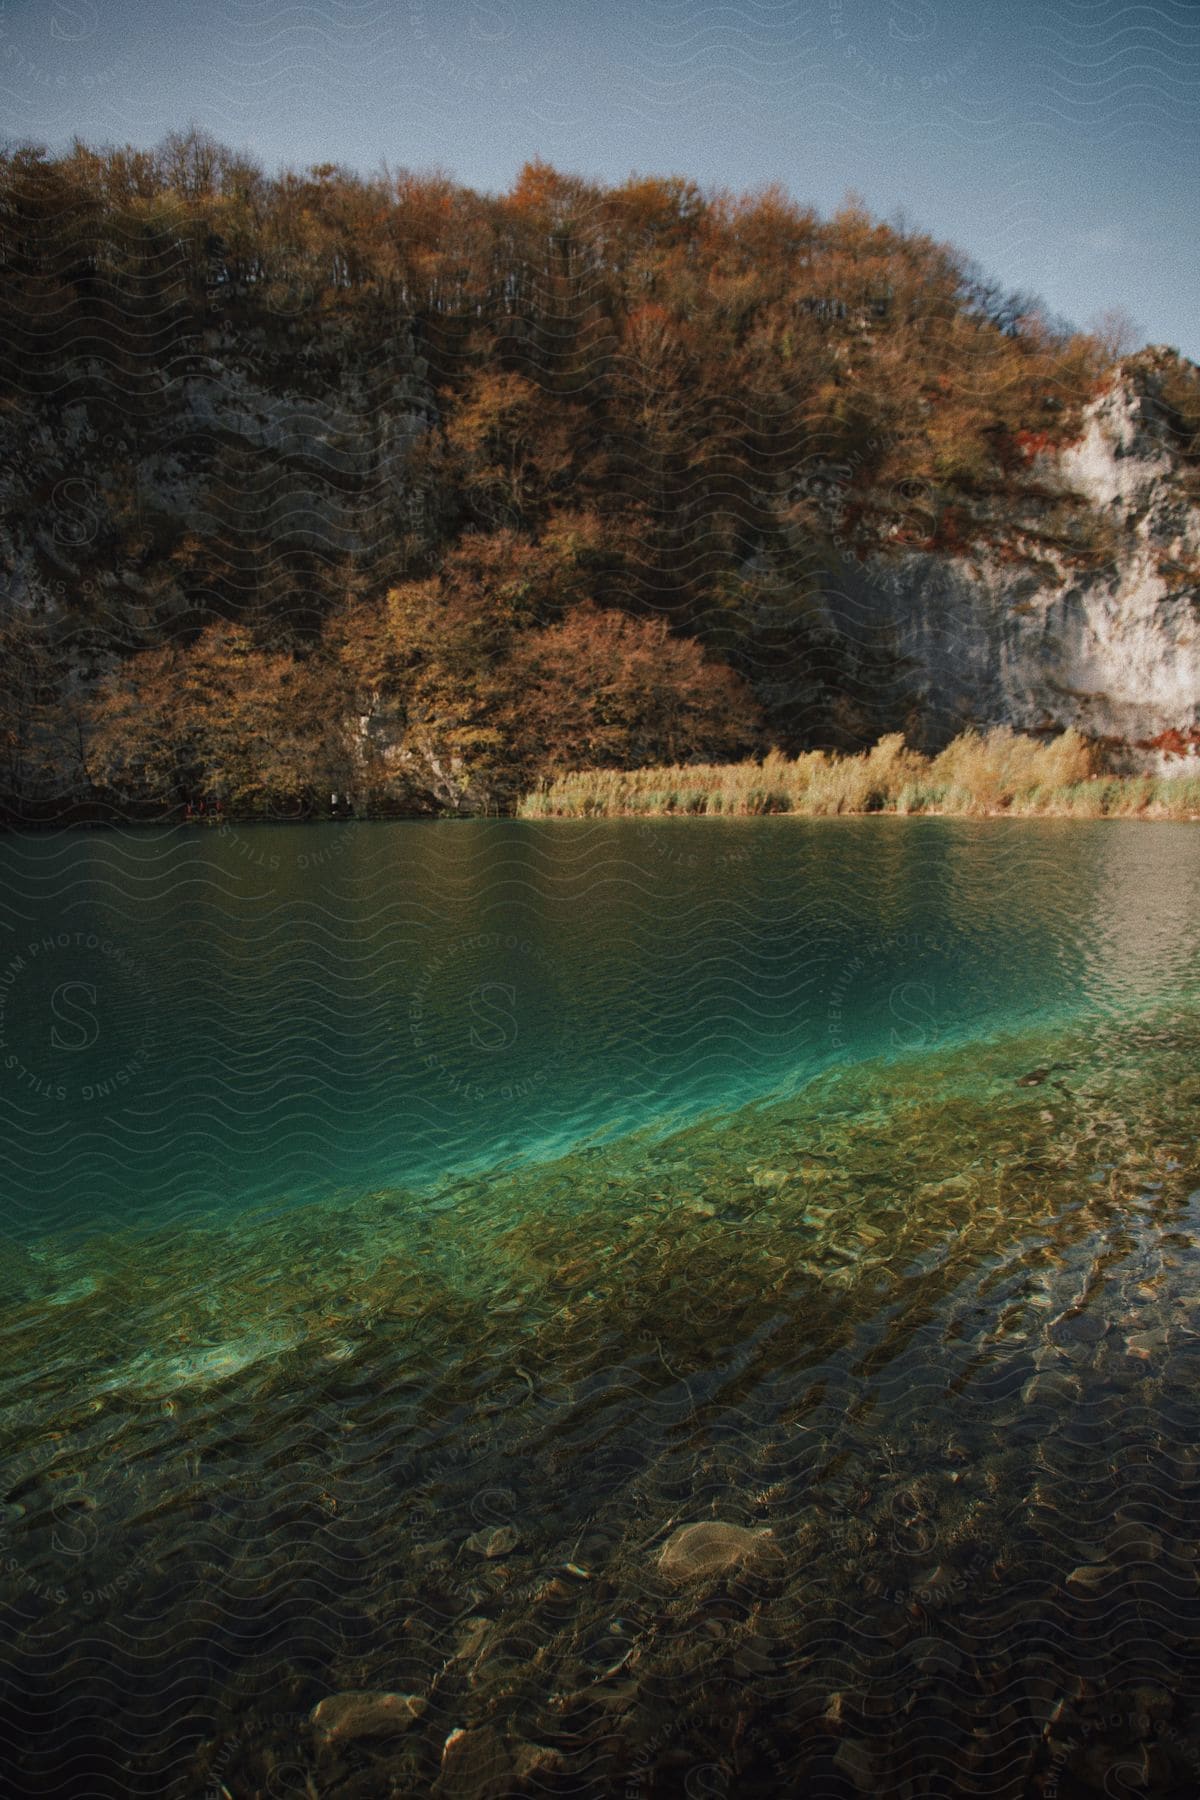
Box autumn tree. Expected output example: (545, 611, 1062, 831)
(331, 521, 610, 809)
(498, 602, 760, 782)
(86, 624, 349, 811)
(441, 370, 573, 530)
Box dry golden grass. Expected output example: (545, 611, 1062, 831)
(518, 729, 1200, 821)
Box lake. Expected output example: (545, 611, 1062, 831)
(1, 819, 1198, 1795)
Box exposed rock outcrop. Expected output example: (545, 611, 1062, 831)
(816, 353, 1200, 769)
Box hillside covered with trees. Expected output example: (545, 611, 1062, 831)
(2, 130, 1198, 818)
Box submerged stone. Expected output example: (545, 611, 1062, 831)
(1021, 1371, 1082, 1404)
(834, 1738, 881, 1791)
(1106, 1522, 1163, 1563)
(1124, 1327, 1169, 1361)
(96, 1323, 299, 1397)
(513, 1742, 567, 1780)
(435, 1724, 514, 1798)
(310, 1689, 427, 1747)
(452, 1616, 491, 1662)
(465, 1524, 519, 1558)
(656, 1520, 778, 1583)
(1065, 1562, 1115, 1593)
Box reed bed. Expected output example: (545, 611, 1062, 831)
(518, 729, 1200, 820)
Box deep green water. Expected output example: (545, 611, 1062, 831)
(0, 820, 1198, 1796)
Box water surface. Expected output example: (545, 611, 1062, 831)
(0, 820, 1198, 1796)
(0, 817, 1195, 1240)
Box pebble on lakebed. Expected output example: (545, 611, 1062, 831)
(656, 1520, 780, 1582)
(465, 1524, 519, 1558)
(310, 1690, 427, 1748)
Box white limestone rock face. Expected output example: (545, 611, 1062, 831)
(820, 360, 1200, 766)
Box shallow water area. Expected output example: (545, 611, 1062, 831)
(1, 1006, 1199, 1793)
(0, 820, 1199, 1794)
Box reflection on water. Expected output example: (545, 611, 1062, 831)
(0, 820, 1197, 1244)
(1088, 821, 1200, 1009)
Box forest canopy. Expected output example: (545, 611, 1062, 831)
(0, 129, 1163, 817)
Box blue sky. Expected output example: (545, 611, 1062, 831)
(3, 0, 1198, 357)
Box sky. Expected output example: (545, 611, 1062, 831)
(2, 0, 1198, 359)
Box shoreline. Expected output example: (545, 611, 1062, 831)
(7, 729, 1200, 827)
(2, 802, 1199, 831)
(518, 803, 1200, 823)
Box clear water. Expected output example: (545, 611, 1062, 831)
(0, 819, 1198, 1796)
(0, 817, 1196, 1240)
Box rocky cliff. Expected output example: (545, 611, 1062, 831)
(1, 337, 1197, 806)
(3, 146, 1198, 812)
(816, 352, 1200, 771)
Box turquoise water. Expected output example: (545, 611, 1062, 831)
(1, 820, 1199, 1796)
(0, 818, 1196, 1242)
